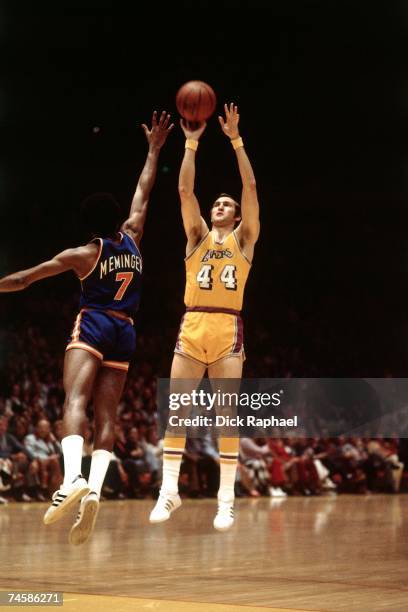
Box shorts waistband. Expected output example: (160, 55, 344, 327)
(80, 308, 134, 326)
(185, 306, 241, 317)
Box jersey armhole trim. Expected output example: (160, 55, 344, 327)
(185, 231, 210, 262)
(78, 238, 103, 281)
(122, 230, 142, 257)
(233, 230, 252, 266)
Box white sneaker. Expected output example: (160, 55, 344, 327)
(213, 500, 234, 531)
(149, 490, 181, 523)
(43, 475, 90, 525)
(322, 477, 337, 490)
(269, 486, 287, 497)
(69, 491, 99, 545)
(20, 493, 33, 502)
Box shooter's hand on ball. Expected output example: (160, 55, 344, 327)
(218, 103, 240, 140)
(180, 118, 207, 141)
(141, 110, 174, 150)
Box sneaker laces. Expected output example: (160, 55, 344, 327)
(51, 490, 61, 501)
(217, 501, 234, 518)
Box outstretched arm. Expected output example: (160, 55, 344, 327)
(122, 111, 174, 245)
(178, 120, 209, 255)
(219, 104, 260, 257)
(0, 244, 98, 292)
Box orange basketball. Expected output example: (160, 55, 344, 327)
(176, 80, 217, 123)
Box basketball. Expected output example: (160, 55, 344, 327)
(176, 80, 217, 123)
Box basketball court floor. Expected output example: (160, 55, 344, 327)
(1, 495, 407, 611)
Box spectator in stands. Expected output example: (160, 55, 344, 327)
(9, 415, 30, 443)
(339, 437, 368, 493)
(0, 415, 39, 501)
(240, 438, 272, 496)
(114, 426, 151, 498)
(366, 438, 404, 493)
(52, 420, 64, 443)
(45, 391, 63, 423)
(142, 426, 163, 492)
(5, 384, 25, 416)
(307, 437, 337, 492)
(182, 433, 220, 498)
(290, 437, 321, 495)
(24, 418, 62, 498)
(267, 438, 295, 496)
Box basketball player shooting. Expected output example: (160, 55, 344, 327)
(0, 111, 173, 543)
(150, 103, 260, 530)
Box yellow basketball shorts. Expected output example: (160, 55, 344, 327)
(175, 308, 244, 366)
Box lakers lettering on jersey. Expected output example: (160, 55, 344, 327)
(176, 230, 251, 365)
(184, 230, 251, 311)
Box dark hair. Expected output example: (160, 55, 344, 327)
(212, 192, 241, 218)
(80, 193, 121, 237)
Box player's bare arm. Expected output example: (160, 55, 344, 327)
(0, 243, 98, 292)
(178, 120, 209, 256)
(219, 103, 260, 261)
(122, 110, 174, 245)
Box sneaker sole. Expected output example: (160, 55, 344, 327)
(43, 486, 90, 525)
(213, 520, 234, 532)
(69, 498, 99, 545)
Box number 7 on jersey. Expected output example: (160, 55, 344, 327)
(114, 272, 134, 301)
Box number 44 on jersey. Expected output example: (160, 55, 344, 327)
(197, 264, 237, 291)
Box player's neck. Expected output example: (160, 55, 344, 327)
(211, 225, 234, 244)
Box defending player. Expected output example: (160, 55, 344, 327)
(0, 111, 173, 543)
(150, 104, 260, 530)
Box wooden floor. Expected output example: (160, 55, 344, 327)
(1, 495, 407, 612)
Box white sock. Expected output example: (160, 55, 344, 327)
(61, 435, 84, 486)
(88, 449, 112, 497)
(218, 461, 238, 503)
(161, 457, 182, 495)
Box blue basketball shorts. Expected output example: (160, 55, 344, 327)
(66, 308, 136, 371)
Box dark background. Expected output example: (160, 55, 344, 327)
(1, 0, 408, 376)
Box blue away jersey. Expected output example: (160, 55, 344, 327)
(79, 232, 142, 316)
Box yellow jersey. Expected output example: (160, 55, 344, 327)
(184, 230, 251, 311)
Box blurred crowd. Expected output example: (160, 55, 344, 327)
(0, 295, 407, 503)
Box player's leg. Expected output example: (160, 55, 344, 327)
(150, 353, 206, 523)
(43, 349, 100, 525)
(208, 355, 243, 531)
(163, 354, 206, 493)
(69, 365, 127, 545)
(90, 365, 127, 493)
(61, 348, 101, 482)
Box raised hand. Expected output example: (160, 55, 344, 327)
(142, 110, 174, 150)
(180, 118, 207, 141)
(218, 103, 240, 140)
